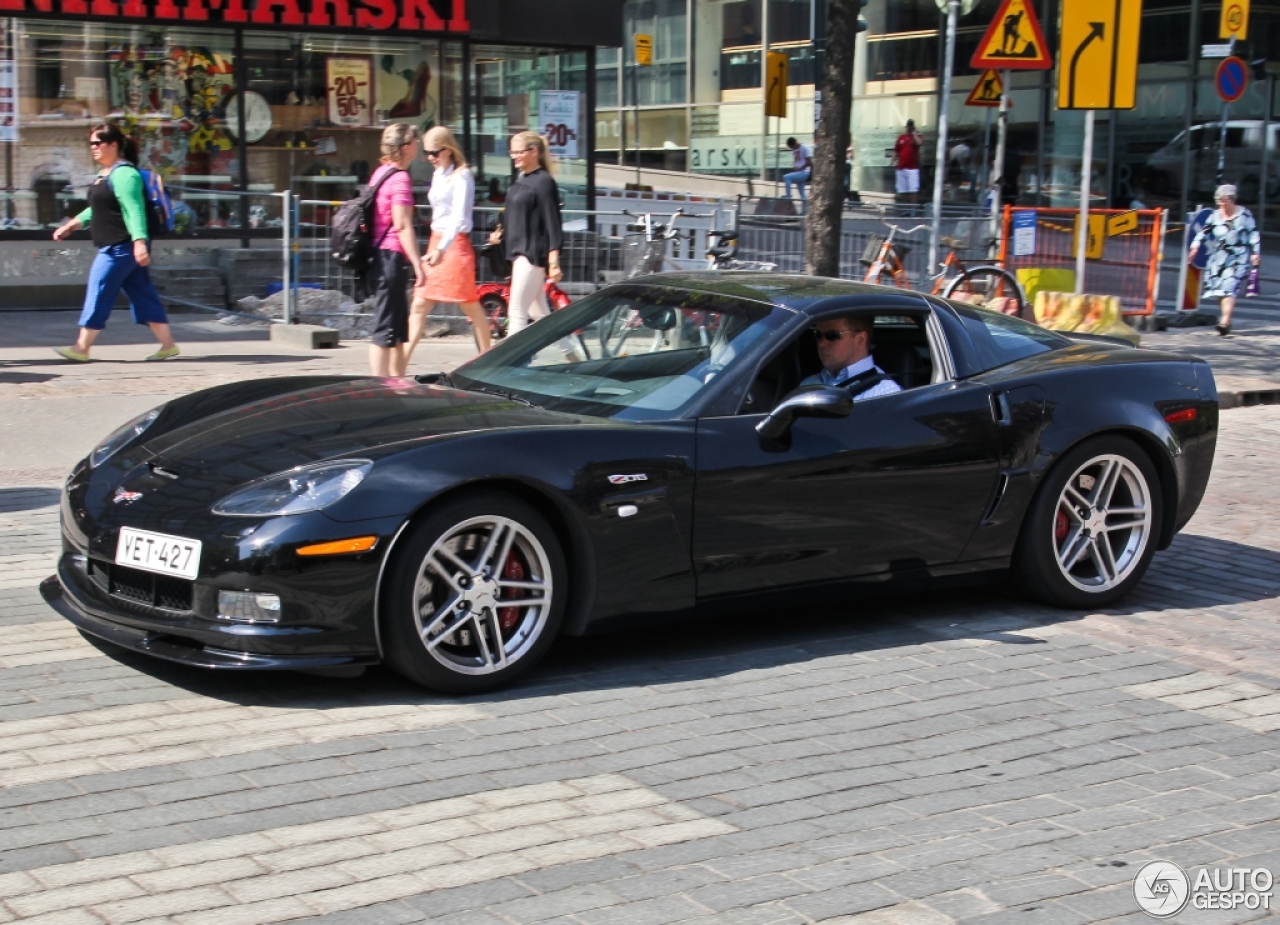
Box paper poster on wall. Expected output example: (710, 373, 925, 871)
(539, 90, 580, 159)
(0, 62, 17, 143)
(327, 58, 374, 127)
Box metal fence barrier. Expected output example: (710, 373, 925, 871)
(997, 207, 1166, 316)
(289, 202, 729, 312)
(735, 202, 995, 284)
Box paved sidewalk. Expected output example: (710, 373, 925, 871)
(1, 307, 1279, 924)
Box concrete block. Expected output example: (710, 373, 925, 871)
(270, 323, 339, 350)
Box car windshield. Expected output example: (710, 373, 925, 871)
(451, 285, 787, 420)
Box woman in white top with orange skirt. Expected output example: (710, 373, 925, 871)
(403, 126, 490, 366)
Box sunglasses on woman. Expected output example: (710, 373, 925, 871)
(424, 148, 443, 157)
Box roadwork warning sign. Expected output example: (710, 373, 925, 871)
(965, 70, 1006, 107)
(970, 0, 1052, 71)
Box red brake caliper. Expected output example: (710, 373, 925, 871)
(497, 552, 526, 636)
(1055, 508, 1069, 544)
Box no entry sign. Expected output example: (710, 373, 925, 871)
(1216, 56, 1248, 103)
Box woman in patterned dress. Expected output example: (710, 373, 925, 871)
(1189, 184, 1261, 336)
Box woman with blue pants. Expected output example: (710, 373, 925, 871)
(51, 123, 178, 362)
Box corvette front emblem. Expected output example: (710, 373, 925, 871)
(112, 488, 144, 505)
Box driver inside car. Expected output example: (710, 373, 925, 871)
(800, 315, 903, 400)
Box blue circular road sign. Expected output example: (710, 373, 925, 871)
(1216, 57, 1248, 103)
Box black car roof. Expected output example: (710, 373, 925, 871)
(623, 272, 934, 315)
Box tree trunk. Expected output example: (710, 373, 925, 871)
(804, 0, 857, 277)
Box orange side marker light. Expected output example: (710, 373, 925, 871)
(297, 536, 379, 557)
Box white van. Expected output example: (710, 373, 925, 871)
(1143, 120, 1279, 203)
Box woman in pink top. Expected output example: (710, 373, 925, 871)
(366, 123, 425, 377)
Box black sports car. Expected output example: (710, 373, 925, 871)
(44, 275, 1218, 692)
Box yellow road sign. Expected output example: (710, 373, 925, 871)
(1057, 0, 1143, 110)
(970, 0, 1052, 71)
(1107, 210, 1139, 237)
(1220, 0, 1249, 39)
(765, 51, 788, 119)
(635, 33, 653, 66)
(966, 70, 1006, 107)
(1074, 213, 1106, 260)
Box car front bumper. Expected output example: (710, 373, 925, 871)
(45, 553, 384, 670)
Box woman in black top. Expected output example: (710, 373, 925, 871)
(491, 132, 562, 334)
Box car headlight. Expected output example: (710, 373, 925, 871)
(212, 459, 372, 517)
(90, 407, 162, 468)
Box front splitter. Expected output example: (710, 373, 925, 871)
(41, 574, 378, 672)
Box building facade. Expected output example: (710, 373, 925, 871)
(0, 0, 621, 248)
(596, 0, 1279, 227)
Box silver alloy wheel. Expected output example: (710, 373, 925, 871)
(412, 515, 553, 675)
(1053, 453, 1153, 593)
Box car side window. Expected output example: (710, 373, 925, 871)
(952, 305, 1070, 372)
(738, 313, 937, 415)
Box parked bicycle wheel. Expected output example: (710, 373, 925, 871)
(944, 266, 1027, 319)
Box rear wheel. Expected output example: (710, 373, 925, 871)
(1015, 436, 1162, 608)
(944, 266, 1026, 319)
(382, 492, 567, 692)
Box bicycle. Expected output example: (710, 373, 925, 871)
(862, 209, 1027, 318)
(623, 209, 687, 278)
(596, 210, 691, 357)
(705, 229, 777, 272)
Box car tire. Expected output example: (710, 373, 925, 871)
(382, 491, 567, 693)
(1015, 435, 1163, 609)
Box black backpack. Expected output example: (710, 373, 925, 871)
(330, 167, 403, 274)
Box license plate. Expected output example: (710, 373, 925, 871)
(115, 528, 201, 580)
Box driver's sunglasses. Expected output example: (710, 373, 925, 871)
(812, 328, 859, 342)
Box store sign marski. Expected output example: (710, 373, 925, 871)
(0, 0, 470, 33)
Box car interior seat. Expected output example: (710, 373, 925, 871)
(873, 341, 927, 390)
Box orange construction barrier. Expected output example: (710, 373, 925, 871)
(998, 206, 1166, 316)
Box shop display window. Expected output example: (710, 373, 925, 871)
(7, 21, 240, 233)
(241, 31, 462, 226)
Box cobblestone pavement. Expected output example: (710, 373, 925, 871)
(0, 307, 1278, 922)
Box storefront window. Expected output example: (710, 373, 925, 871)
(242, 31, 462, 228)
(10, 20, 239, 234)
(472, 45, 591, 211)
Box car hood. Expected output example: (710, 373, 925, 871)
(139, 378, 585, 482)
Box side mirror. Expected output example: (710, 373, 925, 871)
(639, 307, 678, 331)
(756, 386, 853, 444)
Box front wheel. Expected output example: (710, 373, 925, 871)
(1015, 436, 1162, 608)
(944, 266, 1027, 319)
(382, 492, 567, 692)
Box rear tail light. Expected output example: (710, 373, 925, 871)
(1164, 408, 1197, 424)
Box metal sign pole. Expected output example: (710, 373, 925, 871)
(928, 0, 959, 273)
(1259, 75, 1273, 234)
(1076, 110, 1094, 295)
(979, 105, 992, 206)
(1216, 38, 1235, 186)
(1175, 209, 1192, 311)
(989, 71, 1009, 248)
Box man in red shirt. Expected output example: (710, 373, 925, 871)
(892, 119, 923, 203)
